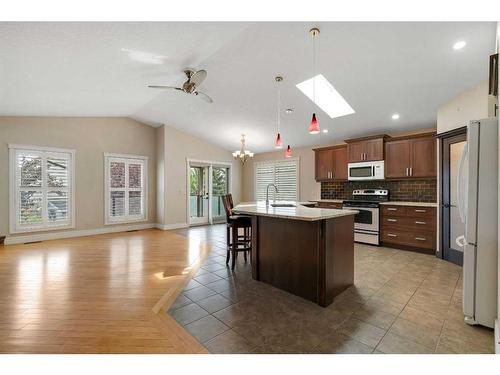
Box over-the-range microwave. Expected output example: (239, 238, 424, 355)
(348, 160, 385, 181)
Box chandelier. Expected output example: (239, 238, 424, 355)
(232, 134, 254, 164)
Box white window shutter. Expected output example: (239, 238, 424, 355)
(255, 158, 299, 202)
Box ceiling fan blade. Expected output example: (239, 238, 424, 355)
(147, 85, 183, 91)
(194, 91, 213, 103)
(190, 70, 207, 87)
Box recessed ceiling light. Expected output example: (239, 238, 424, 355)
(296, 74, 355, 119)
(453, 41, 466, 50)
(122, 48, 168, 64)
(322, 129, 329, 133)
(285, 108, 294, 114)
(392, 113, 400, 120)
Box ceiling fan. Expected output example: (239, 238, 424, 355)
(148, 68, 213, 103)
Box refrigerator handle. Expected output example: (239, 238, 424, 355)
(457, 144, 468, 224)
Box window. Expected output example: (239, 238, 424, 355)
(104, 154, 147, 224)
(9, 145, 75, 233)
(254, 158, 299, 202)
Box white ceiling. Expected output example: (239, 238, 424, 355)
(0, 22, 496, 153)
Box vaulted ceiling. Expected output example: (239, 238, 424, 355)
(0, 22, 496, 152)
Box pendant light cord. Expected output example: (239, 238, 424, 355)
(312, 31, 316, 103)
(277, 84, 281, 133)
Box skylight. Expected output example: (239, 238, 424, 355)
(296, 74, 355, 119)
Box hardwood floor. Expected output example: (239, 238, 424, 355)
(0, 228, 220, 353)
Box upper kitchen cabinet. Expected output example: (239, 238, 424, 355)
(385, 132, 437, 179)
(314, 145, 348, 181)
(345, 135, 389, 162)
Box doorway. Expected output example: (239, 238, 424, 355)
(187, 160, 231, 226)
(440, 128, 467, 266)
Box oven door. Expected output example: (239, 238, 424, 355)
(347, 206, 379, 232)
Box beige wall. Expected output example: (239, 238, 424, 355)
(437, 80, 489, 133)
(242, 146, 321, 202)
(0, 117, 157, 237)
(157, 125, 242, 226)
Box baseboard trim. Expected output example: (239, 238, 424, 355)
(495, 319, 500, 354)
(4, 223, 157, 245)
(155, 223, 189, 231)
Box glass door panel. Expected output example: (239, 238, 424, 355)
(189, 166, 209, 225)
(449, 141, 467, 254)
(211, 167, 229, 223)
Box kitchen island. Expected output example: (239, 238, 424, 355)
(233, 202, 357, 307)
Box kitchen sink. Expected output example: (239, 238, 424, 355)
(270, 203, 296, 207)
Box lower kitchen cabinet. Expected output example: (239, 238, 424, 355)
(380, 204, 436, 252)
(316, 202, 343, 209)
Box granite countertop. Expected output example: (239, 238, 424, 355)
(308, 199, 344, 203)
(379, 201, 438, 207)
(311, 199, 437, 207)
(233, 201, 358, 221)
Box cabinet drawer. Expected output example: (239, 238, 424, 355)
(382, 216, 435, 231)
(381, 205, 407, 217)
(381, 229, 435, 250)
(407, 206, 436, 218)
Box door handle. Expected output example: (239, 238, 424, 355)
(405, 167, 408, 176)
(409, 167, 413, 176)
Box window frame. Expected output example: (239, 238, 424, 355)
(254, 157, 300, 202)
(9, 144, 76, 234)
(104, 153, 148, 225)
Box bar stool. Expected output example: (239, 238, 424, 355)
(222, 194, 252, 271)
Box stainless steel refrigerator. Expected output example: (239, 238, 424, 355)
(458, 117, 498, 328)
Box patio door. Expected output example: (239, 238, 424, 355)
(188, 160, 231, 226)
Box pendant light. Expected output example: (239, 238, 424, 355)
(285, 144, 293, 158)
(274, 76, 283, 149)
(308, 27, 320, 135)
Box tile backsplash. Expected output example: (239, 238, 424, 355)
(321, 179, 437, 202)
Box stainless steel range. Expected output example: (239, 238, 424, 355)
(342, 189, 389, 245)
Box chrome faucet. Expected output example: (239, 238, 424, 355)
(266, 183, 278, 207)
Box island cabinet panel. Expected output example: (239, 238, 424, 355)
(384, 133, 437, 179)
(314, 145, 348, 181)
(251, 215, 354, 307)
(381, 204, 437, 253)
(346, 135, 386, 162)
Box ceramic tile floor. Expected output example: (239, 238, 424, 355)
(168, 225, 494, 354)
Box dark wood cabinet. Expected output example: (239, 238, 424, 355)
(385, 139, 411, 178)
(385, 133, 436, 179)
(316, 201, 343, 209)
(411, 137, 436, 178)
(345, 135, 387, 163)
(381, 204, 437, 253)
(314, 145, 347, 181)
(315, 148, 333, 181)
(347, 141, 365, 162)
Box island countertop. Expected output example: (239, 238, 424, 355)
(233, 201, 358, 221)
